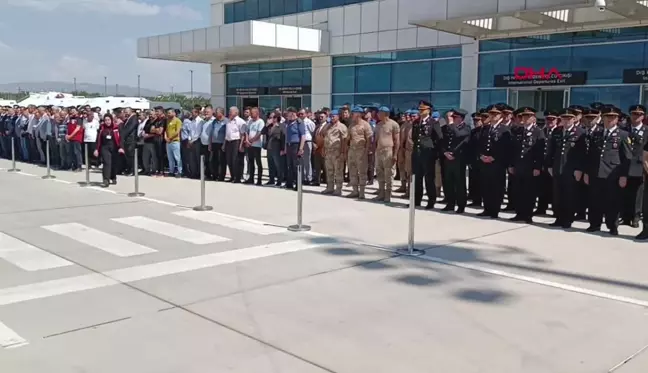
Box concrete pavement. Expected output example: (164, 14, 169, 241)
(0, 158, 647, 372)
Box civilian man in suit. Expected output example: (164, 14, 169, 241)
(120, 107, 139, 175)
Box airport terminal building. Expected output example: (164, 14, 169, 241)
(137, 0, 648, 117)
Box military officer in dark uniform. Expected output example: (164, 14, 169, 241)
(535, 110, 560, 216)
(411, 100, 443, 209)
(584, 106, 632, 236)
(476, 104, 513, 218)
(468, 110, 485, 207)
(545, 108, 588, 228)
(636, 135, 648, 239)
(621, 105, 648, 227)
(508, 107, 546, 223)
(569, 105, 585, 127)
(506, 108, 524, 212)
(440, 108, 472, 213)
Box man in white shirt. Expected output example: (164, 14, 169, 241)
(243, 107, 265, 185)
(83, 110, 100, 168)
(298, 108, 316, 184)
(224, 106, 245, 183)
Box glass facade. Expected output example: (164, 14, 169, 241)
(476, 27, 648, 110)
(224, 0, 374, 24)
(226, 60, 312, 113)
(331, 47, 462, 113)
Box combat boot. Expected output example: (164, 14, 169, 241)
(358, 186, 366, 200)
(384, 190, 391, 203)
(394, 184, 407, 193)
(333, 186, 343, 196)
(373, 183, 385, 201)
(636, 227, 648, 240)
(321, 182, 334, 195)
(346, 186, 359, 199)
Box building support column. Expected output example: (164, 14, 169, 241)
(211, 63, 226, 109)
(311, 56, 332, 110)
(460, 41, 479, 112)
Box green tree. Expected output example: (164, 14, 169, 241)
(150, 94, 210, 110)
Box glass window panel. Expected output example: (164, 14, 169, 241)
(478, 52, 510, 88)
(302, 95, 312, 110)
(391, 62, 432, 92)
(258, 0, 270, 18)
(393, 49, 432, 61)
(332, 95, 354, 108)
(234, 1, 245, 22)
(479, 39, 511, 52)
(282, 60, 304, 69)
(570, 86, 640, 113)
(226, 96, 239, 110)
(430, 92, 460, 113)
(509, 48, 571, 72)
(259, 71, 282, 87)
(259, 96, 282, 114)
(356, 64, 391, 93)
(284, 0, 298, 14)
(245, 0, 259, 20)
(332, 56, 356, 66)
(299, 0, 313, 12)
(303, 59, 312, 68)
(390, 94, 426, 113)
(282, 70, 303, 86)
(238, 72, 260, 88)
(332, 66, 355, 93)
(312, 0, 329, 10)
(226, 74, 241, 88)
(259, 62, 283, 70)
(270, 0, 284, 17)
(572, 43, 644, 84)
(476, 89, 507, 108)
(302, 69, 312, 86)
(355, 53, 393, 64)
(432, 59, 461, 91)
(355, 94, 390, 108)
(224, 3, 235, 24)
(329, 0, 346, 7)
(432, 46, 462, 58)
(346, 0, 365, 4)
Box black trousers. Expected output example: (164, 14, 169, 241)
(513, 171, 538, 219)
(413, 148, 437, 207)
(200, 144, 211, 179)
(506, 173, 516, 209)
(180, 140, 191, 177)
(553, 172, 579, 225)
(123, 140, 135, 173)
(100, 147, 118, 182)
(468, 163, 481, 205)
(439, 156, 448, 197)
(157, 138, 166, 173)
(575, 179, 589, 218)
(246, 147, 263, 183)
(237, 148, 246, 180)
(536, 171, 553, 213)
(210, 143, 226, 181)
(622, 176, 644, 222)
(187, 141, 201, 179)
(224, 140, 240, 182)
(142, 142, 159, 175)
(313, 152, 324, 184)
(589, 176, 621, 229)
(480, 162, 507, 216)
(443, 159, 467, 208)
(286, 143, 300, 188)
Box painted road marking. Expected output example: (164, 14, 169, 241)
(0, 232, 73, 271)
(173, 210, 286, 235)
(0, 239, 332, 306)
(0, 320, 28, 349)
(113, 216, 230, 245)
(43, 223, 157, 257)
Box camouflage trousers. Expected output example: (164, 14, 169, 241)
(325, 150, 345, 190)
(376, 148, 395, 191)
(397, 148, 412, 182)
(347, 147, 368, 187)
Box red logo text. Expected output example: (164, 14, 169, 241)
(514, 67, 563, 80)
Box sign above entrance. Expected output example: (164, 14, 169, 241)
(227, 86, 312, 96)
(493, 69, 587, 88)
(622, 68, 648, 84)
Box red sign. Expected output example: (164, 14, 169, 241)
(513, 67, 563, 80)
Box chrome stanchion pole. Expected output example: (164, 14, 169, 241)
(193, 154, 213, 211)
(41, 140, 55, 179)
(127, 147, 144, 197)
(80, 143, 91, 187)
(288, 162, 311, 232)
(8, 137, 20, 172)
(398, 173, 424, 256)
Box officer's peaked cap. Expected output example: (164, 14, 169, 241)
(544, 110, 559, 118)
(629, 104, 646, 114)
(558, 107, 577, 117)
(418, 101, 432, 111)
(568, 105, 585, 113)
(452, 108, 468, 117)
(518, 107, 537, 115)
(601, 106, 621, 116)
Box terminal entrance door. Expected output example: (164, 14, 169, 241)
(283, 96, 302, 110)
(509, 89, 569, 121)
(242, 97, 259, 109)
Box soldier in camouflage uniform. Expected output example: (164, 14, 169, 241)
(373, 106, 400, 203)
(346, 106, 373, 199)
(396, 109, 416, 198)
(321, 109, 348, 196)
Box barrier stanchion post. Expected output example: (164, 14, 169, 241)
(397, 173, 424, 256)
(127, 147, 144, 197)
(79, 143, 91, 187)
(193, 154, 213, 211)
(288, 162, 311, 232)
(41, 140, 55, 179)
(7, 137, 20, 172)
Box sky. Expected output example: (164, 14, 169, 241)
(0, 0, 211, 93)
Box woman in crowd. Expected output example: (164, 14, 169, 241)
(93, 114, 124, 187)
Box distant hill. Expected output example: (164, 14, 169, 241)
(0, 81, 210, 98)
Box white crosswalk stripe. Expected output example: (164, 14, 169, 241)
(112, 216, 230, 244)
(0, 320, 28, 349)
(42, 223, 158, 257)
(0, 232, 73, 271)
(173, 210, 286, 235)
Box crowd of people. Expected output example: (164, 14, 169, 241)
(0, 100, 647, 240)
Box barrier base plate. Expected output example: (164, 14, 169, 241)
(396, 248, 426, 257)
(128, 192, 145, 197)
(79, 182, 91, 187)
(193, 205, 213, 212)
(41, 175, 56, 180)
(288, 224, 311, 232)
(7, 169, 20, 173)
